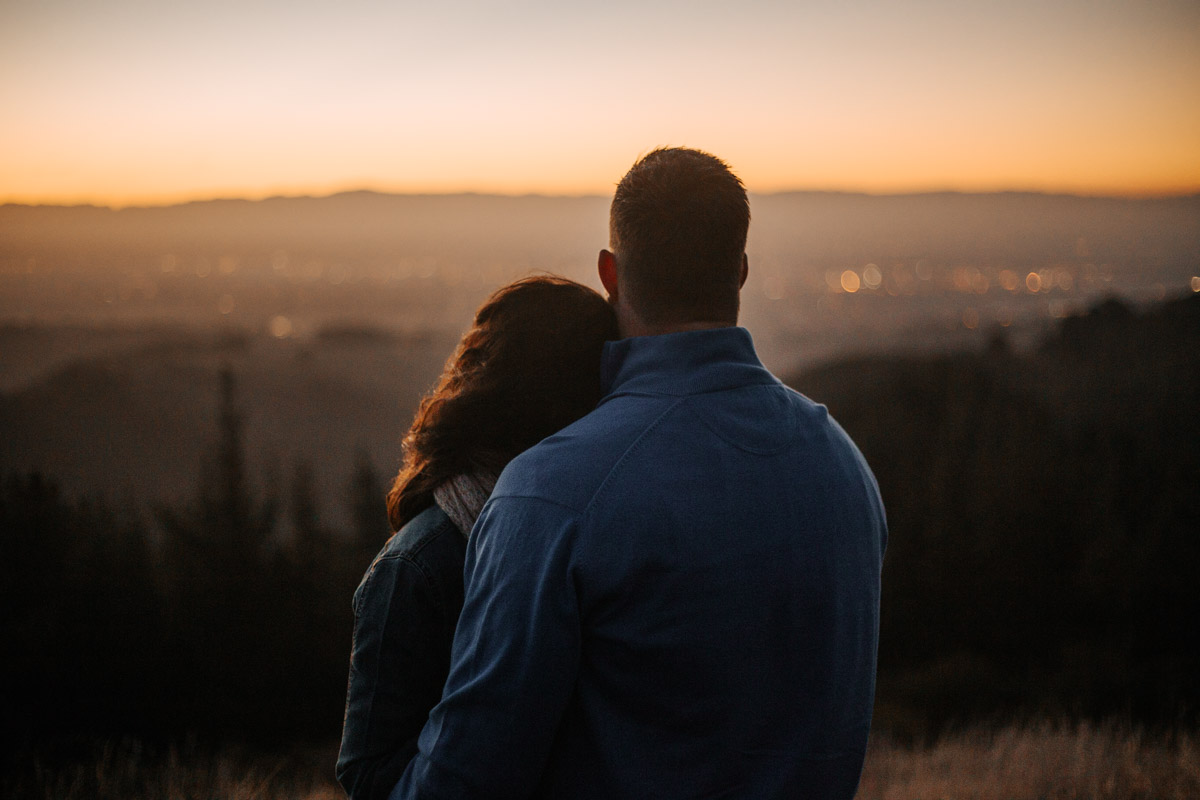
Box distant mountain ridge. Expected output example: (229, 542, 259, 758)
(3, 190, 1198, 275)
(7, 186, 1200, 211)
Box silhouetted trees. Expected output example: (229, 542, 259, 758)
(2, 294, 1196, 754)
(349, 448, 392, 571)
(794, 292, 1200, 735)
(2, 365, 392, 754)
(0, 472, 158, 748)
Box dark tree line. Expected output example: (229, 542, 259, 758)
(795, 292, 1200, 736)
(1, 366, 390, 756)
(2, 293, 1198, 758)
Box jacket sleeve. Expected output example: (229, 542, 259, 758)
(338, 549, 457, 800)
(390, 496, 582, 800)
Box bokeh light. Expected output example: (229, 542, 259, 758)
(862, 265, 882, 290)
(269, 315, 294, 338)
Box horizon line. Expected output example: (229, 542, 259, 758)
(6, 184, 1200, 211)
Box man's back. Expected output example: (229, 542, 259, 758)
(394, 327, 886, 799)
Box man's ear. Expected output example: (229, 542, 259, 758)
(598, 249, 618, 300)
(739, 253, 749, 289)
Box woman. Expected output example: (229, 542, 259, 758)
(336, 275, 619, 800)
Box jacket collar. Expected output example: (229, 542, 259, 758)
(599, 326, 778, 398)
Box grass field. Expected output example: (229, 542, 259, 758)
(856, 722, 1200, 799)
(7, 721, 1198, 799)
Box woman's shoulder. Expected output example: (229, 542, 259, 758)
(354, 505, 466, 615)
(375, 504, 464, 565)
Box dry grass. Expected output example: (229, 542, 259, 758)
(857, 721, 1200, 800)
(4, 739, 343, 800)
(7, 722, 1199, 799)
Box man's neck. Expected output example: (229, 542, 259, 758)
(619, 320, 736, 338)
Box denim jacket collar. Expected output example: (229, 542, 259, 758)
(599, 326, 779, 398)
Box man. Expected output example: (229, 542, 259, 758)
(392, 148, 887, 799)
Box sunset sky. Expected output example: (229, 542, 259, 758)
(2, 0, 1198, 205)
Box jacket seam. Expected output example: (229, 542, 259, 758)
(481, 493, 585, 517)
(375, 513, 459, 564)
(600, 377, 779, 403)
(356, 552, 440, 752)
(680, 395, 798, 456)
(583, 396, 690, 522)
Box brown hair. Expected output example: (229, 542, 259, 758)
(386, 275, 619, 530)
(610, 147, 750, 326)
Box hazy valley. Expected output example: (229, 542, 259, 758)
(2, 190, 1198, 524)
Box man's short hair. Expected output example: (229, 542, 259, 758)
(610, 147, 750, 326)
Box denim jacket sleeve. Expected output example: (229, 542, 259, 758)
(337, 509, 464, 800)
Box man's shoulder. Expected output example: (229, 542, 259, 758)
(491, 392, 682, 514)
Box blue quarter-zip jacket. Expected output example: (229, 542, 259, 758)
(392, 326, 887, 800)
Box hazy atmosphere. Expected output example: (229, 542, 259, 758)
(3, 0, 1200, 797)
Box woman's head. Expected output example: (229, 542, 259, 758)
(387, 275, 619, 530)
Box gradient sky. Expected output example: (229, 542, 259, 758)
(2, 0, 1198, 205)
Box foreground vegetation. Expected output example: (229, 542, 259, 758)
(858, 722, 1200, 799)
(4, 740, 343, 800)
(798, 292, 1200, 731)
(6, 722, 1197, 799)
(2, 293, 1197, 792)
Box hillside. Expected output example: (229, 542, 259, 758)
(0, 327, 458, 525)
(790, 292, 1200, 731)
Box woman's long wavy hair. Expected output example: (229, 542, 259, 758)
(386, 275, 619, 531)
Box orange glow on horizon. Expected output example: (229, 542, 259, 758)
(3, 2, 1198, 208)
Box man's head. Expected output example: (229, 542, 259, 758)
(600, 147, 750, 336)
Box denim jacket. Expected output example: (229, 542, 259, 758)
(337, 505, 466, 800)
